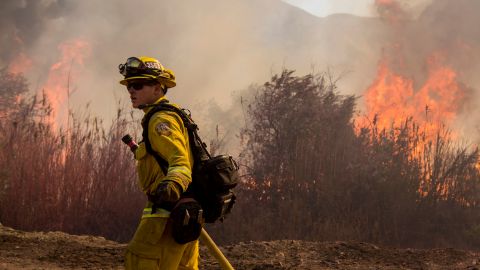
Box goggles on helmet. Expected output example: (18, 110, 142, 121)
(118, 57, 162, 78)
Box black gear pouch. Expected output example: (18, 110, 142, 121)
(170, 200, 204, 244)
(193, 155, 238, 223)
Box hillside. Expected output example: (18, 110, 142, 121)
(1, 224, 478, 270)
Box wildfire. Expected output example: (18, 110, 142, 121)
(361, 52, 465, 135)
(357, 50, 469, 197)
(42, 38, 91, 130)
(8, 52, 33, 75)
(7, 34, 33, 75)
(359, 0, 466, 147)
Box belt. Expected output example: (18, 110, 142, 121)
(142, 207, 170, 218)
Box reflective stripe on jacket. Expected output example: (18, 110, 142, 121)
(142, 207, 170, 218)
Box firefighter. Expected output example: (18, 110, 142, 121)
(119, 56, 199, 270)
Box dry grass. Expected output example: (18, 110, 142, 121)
(0, 91, 144, 242)
(1, 69, 479, 249)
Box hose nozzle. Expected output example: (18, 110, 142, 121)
(122, 134, 138, 152)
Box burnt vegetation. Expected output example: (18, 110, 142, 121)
(0, 68, 479, 249)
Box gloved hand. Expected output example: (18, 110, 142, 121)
(148, 180, 183, 205)
(171, 198, 203, 244)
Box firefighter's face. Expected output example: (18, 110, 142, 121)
(126, 80, 163, 108)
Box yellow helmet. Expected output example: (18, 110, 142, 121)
(118, 56, 176, 88)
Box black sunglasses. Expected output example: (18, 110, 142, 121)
(126, 81, 158, 91)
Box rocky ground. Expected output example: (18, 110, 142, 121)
(0, 224, 479, 270)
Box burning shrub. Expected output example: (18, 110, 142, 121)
(208, 69, 480, 250)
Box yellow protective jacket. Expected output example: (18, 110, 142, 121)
(135, 96, 193, 197)
(127, 96, 199, 267)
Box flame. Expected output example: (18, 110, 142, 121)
(8, 52, 33, 75)
(357, 51, 468, 197)
(42, 38, 91, 130)
(360, 0, 479, 199)
(361, 52, 464, 134)
(7, 34, 33, 75)
(2, 35, 32, 117)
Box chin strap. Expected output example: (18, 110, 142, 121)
(138, 104, 153, 109)
(138, 99, 169, 109)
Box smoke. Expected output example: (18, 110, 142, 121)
(1, 0, 386, 105)
(374, 0, 480, 78)
(0, 0, 75, 65)
(422, 0, 480, 139)
(1, 0, 479, 147)
(375, 0, 409, 24)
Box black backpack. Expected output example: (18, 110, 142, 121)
(141, 101, 238, 223)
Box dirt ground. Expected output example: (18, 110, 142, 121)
(0, 223, 479, 270)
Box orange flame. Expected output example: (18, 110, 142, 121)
(42, 38, 91, 130)
(7, 34, 33, 75)
(357, 51, 469, 197)
(8, 52, 33, 75)
(361, 52, 464, 134)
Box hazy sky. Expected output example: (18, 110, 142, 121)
(282, 0, 375, 17)
(282, 0, 434, 18)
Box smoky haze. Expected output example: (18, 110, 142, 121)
(0, 0, 73, 64)
(1, 0, 479, 147)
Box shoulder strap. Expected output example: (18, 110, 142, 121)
(142, 101, 170, 175)
(141, 101, 211, 176)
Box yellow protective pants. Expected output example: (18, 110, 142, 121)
(125, 216, 199, 270)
